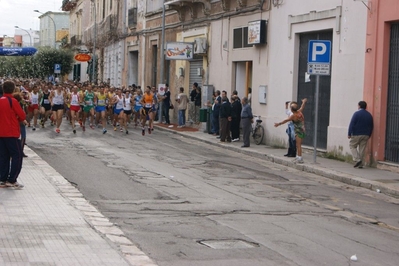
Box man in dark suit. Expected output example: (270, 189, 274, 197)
(219, 96, 232, 142)
(231, 95, 242, 142)
(212, 90, 221, 136)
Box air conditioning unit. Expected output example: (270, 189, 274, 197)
(194, 38, 207, 54)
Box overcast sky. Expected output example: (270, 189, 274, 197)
(0, 0, 61, 36)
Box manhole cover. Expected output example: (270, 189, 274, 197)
(198, 239, 259, 249)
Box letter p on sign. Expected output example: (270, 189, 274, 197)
(308, 40, 331, 64)
(312, 43, 327, 61)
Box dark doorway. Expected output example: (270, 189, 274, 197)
(385, 23, 399, 163)
(297, 31, 333, 150)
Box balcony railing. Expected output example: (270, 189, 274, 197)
(70, 35, 82, 46)
(62, 0, 77, 11)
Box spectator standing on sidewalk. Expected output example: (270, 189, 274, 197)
(241, 97, 253, 148)
(0, 80, 27, 189)
(231, 95, 242, 142)
(212, 90, 221, 136)
(219, 96, 232, 142)
(274, 98, 307, 163)
(160, 84, 171, 125)
(189, 83, 198, 123)
(348, 101, 373, 168)
(176, 87, 188, 128)
(284, 101, 296, 157)
(194, 85, 201, 124)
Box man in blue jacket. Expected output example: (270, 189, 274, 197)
(348, 101, 373, 168)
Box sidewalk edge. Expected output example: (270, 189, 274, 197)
(25, 146, 158, 266)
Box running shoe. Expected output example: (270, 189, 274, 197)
(79, 119, 83, 127)
(90, 124, 94, 129)
(6, 181, 24, 189)
(142, 128, 145, 136)
(114, 127, 117, 131)
(55, 128, 60, 133)
(148, 127, 152, 134)
(40, 118, 44, 126)
(73, 129, 76, 134)
(32, 126, 36, 131)
(0, 182, 6, 188)
(27, 122, 31, 127)
(82, 126, 86, 132)
(126, 130, 129, 135)
(103, 128, 107, 134)
(120, 128, 123, 132)
(50, 122, 54, 126)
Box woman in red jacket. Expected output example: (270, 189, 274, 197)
(0, 80, 27, 189)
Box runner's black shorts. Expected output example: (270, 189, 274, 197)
(52, 104, 64, 112)
(41, 104, 51, 111)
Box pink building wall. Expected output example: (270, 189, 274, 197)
(364, 0, 399, 163)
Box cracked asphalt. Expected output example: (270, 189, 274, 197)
(27, 123, 399, 266)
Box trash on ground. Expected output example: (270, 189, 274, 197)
(350, 254, 358, 261)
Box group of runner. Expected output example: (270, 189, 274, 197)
(14, 80, 161, 136)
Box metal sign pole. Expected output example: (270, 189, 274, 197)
(313, 75, 320, 163)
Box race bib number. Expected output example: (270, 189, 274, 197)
(43, 99, 50, 104)
(86, 100, 93, 105)
(71, 99, 79, 105)
(98, 100, 105, 105)
(31, 99, 38, 104)
(145, 103, 152, 108)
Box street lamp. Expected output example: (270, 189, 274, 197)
(14, 26, 32, 47)
(34, 10, 57, 48)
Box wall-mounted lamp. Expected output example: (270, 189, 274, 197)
(179, 67, 184, 77)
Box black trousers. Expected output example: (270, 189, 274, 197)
(220, 117, 231, 142)
(162, 104, 170, 124)
(0, 137, 23, 183)
(241, 118, 251, 147)
(231, 117, 240, 140)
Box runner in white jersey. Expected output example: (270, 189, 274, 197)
(122, 89, 133, 134)
(133, 88, 143, 127)
(27, 85, 41, 130)
(69, 86, 81, 134)
(111, 89, 125, 131)
(49, 84, 65, 133)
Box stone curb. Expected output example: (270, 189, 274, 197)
(155, 125, 399, 198)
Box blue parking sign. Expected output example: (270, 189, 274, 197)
(308, 40, 331, 64)
(54, 64, 61, 74)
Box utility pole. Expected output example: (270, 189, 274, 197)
(91, 0, 97, 84)
(159, 2, 166, 122)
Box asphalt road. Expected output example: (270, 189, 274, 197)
(27, 121, 399, 266)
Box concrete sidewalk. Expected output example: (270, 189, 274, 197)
(0, 147, 157, 266)
(155, 123, 399, 198)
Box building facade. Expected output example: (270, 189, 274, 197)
(65, 0, 399, 166)
(38, 11, 69, 48)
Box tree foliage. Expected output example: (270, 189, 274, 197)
(0, 47, 74, 79)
